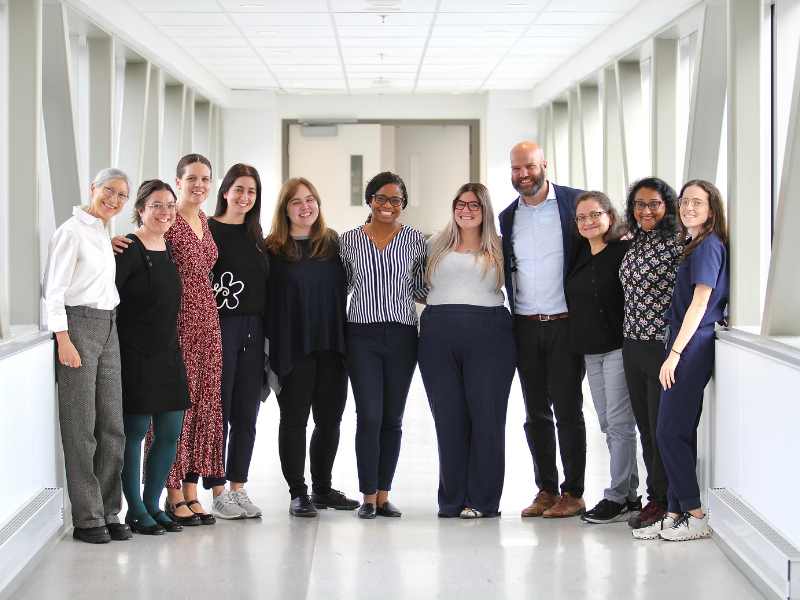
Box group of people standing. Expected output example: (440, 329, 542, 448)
(42, 139, 728, 546)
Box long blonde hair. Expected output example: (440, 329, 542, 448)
(426, 182, 504, 290)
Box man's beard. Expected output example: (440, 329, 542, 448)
(512, 169, 545, 198)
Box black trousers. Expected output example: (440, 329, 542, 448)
(277, 350, 348, 499)
(418, 305, 516, 517)
(515, 316, 586, 498)
(622, 337, 669, 509)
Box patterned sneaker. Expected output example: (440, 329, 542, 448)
(460, 507, 484, 519)
(230, 488, 262, 518)
(582, 499, 628, 524)
(632, 514, 676, 540)
(629, 500, 666, 529)
(211, 489, 247, 520)
(658, 512, 712, 541)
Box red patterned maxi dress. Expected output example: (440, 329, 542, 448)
(151, 211, 225, 488)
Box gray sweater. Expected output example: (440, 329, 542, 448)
(425, 236, 505, 307)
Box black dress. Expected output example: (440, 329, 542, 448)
(115, 234, 191, 415)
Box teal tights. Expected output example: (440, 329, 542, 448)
(122, 411, 184, 527)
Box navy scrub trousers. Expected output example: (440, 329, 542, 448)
(418, 305, 517, 517)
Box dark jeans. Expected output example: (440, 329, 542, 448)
(515, 316, 586, 498)
(277, 350, 348, 499)
(623, 337, 669, 509)
(346, 322, 418, 496)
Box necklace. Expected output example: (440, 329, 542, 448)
(367, 222, 399, 245)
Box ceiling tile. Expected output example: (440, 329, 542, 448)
(536, 11, 625, 25)
(156, 25, 241, 37)
(144, 12, 230, 26)
(524, 24, 608, 37)
(438, 0, 548, 13)
(133, 1, 221, 12)
(218, 0, 329, 12)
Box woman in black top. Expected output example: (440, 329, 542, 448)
(205, 163, 269, 520)
(565, 191, 638, 525)
(116, 180, 190, 535)
(265, 177, 358, 518)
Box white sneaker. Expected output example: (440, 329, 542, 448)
(658, 512, 712, 541)
(212, 489, 247, 520)
(460, 507, 484, 519)
(631, 514, 676, 540)
(230, 488, 262, 518)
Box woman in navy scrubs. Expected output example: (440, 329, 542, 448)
(632, 179, 728, 542)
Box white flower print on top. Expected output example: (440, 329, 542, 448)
(213, 271, 244, 310)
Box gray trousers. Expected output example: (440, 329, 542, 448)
(56, 306, 125, 529)
(585, 349, 639, 504)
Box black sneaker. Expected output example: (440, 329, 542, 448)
(582, 499, 629, 524)
(311, 489, 359, 510)
(626, 495, 643, 514)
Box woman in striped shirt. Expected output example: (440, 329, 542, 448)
(339, 172, 428, 519)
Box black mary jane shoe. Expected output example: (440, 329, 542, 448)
(125, 513, 166, 536)
(164, 500, 202, 526)
(151, 510, 183, 533)
(377, 501, 402, 518)
(358, 503, 377, 519)
(106, 522, 133, 540)
(185, 499, 216, 525)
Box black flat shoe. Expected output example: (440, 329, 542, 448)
(311, 489, 359, 510)
(125, 513, 165, 536)
(186, 499, 216, 525)
(72, 526, 110, 544)
(358, 503, 377, 519)
(289, 495, 318, 517)
(106, 523, 133, 540)
(377, 501, 402, 517)
(164, 500, 202, 526)
(151, 510, 183, 532)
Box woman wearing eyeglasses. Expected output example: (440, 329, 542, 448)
(418, 183, 516, 519)
(564, 191, 639, 525)
(619, 177, 682, 530)
(115, 180, 190, 535)
(43, 168, 132, 543)
(339, 172, 428, 519)
(634, 180, 728, 542)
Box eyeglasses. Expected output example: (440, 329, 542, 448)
(678, 198, 708, 208)
(454, 201, 481, 212)
(146, 203, 177, 213)
(372, 194, 403, 207)
(634, 200, 663, 211)
(102, 185, 129, 202)
(574, 211, 608, 224)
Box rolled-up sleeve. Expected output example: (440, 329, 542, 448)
(42, 228, 78, 332)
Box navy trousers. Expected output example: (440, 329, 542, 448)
(418, 305, 517, 517)
(657, 324, 715, 514)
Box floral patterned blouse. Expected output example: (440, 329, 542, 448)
(619, 229, 684, 342)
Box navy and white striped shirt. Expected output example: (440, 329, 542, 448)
(339, 225, 428, 326)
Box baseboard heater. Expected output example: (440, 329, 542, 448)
(709, 487, 800, 599)
(0, 488, 63, 594)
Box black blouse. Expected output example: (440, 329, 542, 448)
(565, 239, 631, 355)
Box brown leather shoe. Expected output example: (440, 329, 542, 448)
(543, 493, 586, 518)
(521, 491, 557, 517)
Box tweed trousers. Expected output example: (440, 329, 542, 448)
(56, 306, 125, 529)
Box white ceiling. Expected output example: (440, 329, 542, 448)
(127, 0, 643, 94)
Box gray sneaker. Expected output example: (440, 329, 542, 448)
(212, 489, 247, 520)
(230, 488, 262, 518)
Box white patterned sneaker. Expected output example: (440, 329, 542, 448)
(631, 515, 676, 540)
(212, 489, 247, 519)
(230, 488, 262, 518)
(460, 507, 484, 519)
(658, 512, 712, 541)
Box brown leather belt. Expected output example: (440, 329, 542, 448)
(516, 312, 569, 322)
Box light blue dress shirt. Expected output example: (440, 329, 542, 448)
(510, 181, 569, 315)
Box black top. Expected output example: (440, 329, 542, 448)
(207, 219, 268, 316)
(115, 234, 191, 415)
(565, 239, 631, 355)
(267, 238, 347, 384)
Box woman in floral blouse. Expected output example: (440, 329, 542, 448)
(619, 177, 683, 531)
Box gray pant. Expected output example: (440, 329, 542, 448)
(56, 306, 125, 529)
(585, 349, 639, 504)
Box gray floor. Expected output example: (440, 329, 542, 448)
(12, 370, 762, 600)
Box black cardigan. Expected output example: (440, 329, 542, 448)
(564, 238, 631, 355)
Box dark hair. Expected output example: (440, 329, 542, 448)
(364, 171, 408, 222)
(132, 179, 177, 226)
(624, 176, 678, 240)
(214, 163, 269, 270)
(677, 179, 728, 262)
(176, 153, 212, 180)
(571, 191, 628, 244)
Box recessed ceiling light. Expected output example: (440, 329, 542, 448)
(451, 91, 463, 95)
(240, 4, 265, 7)
(474, 50, 493, 54)
(271, 51, 290, 55)
(292, 82, 307, 86)
(300, 92, 312, 95)
(259, 31, 279, 35)
(372, 77, 392, 85)
(283, 67, 299, 71)
(486, 30, 508, 34)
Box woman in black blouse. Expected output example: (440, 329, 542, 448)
(565, 191, 638, 525)
(619, 177, 682, 529)
(116, 180, 190, 535)
(265, 177, 359, 518)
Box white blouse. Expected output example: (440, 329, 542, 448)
(42, 206, 119, 332)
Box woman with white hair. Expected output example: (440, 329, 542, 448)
(43, 167, 132, 544)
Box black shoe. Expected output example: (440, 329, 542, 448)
(151, 510, 183, 532)
(186, 499, 216, 525)
(582, 499, 628, 524)
(164, 500, 202, 526)
(626, 495, 643, 514)
(311, 489, 359, 510)
(106, 523, 133, 540)
(377, 501, 402, 518)
(124, 513, 165, 536)
(289, 495, 318, 517)
(72, 526, 111, 544)
(358, 503, 377, 519)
